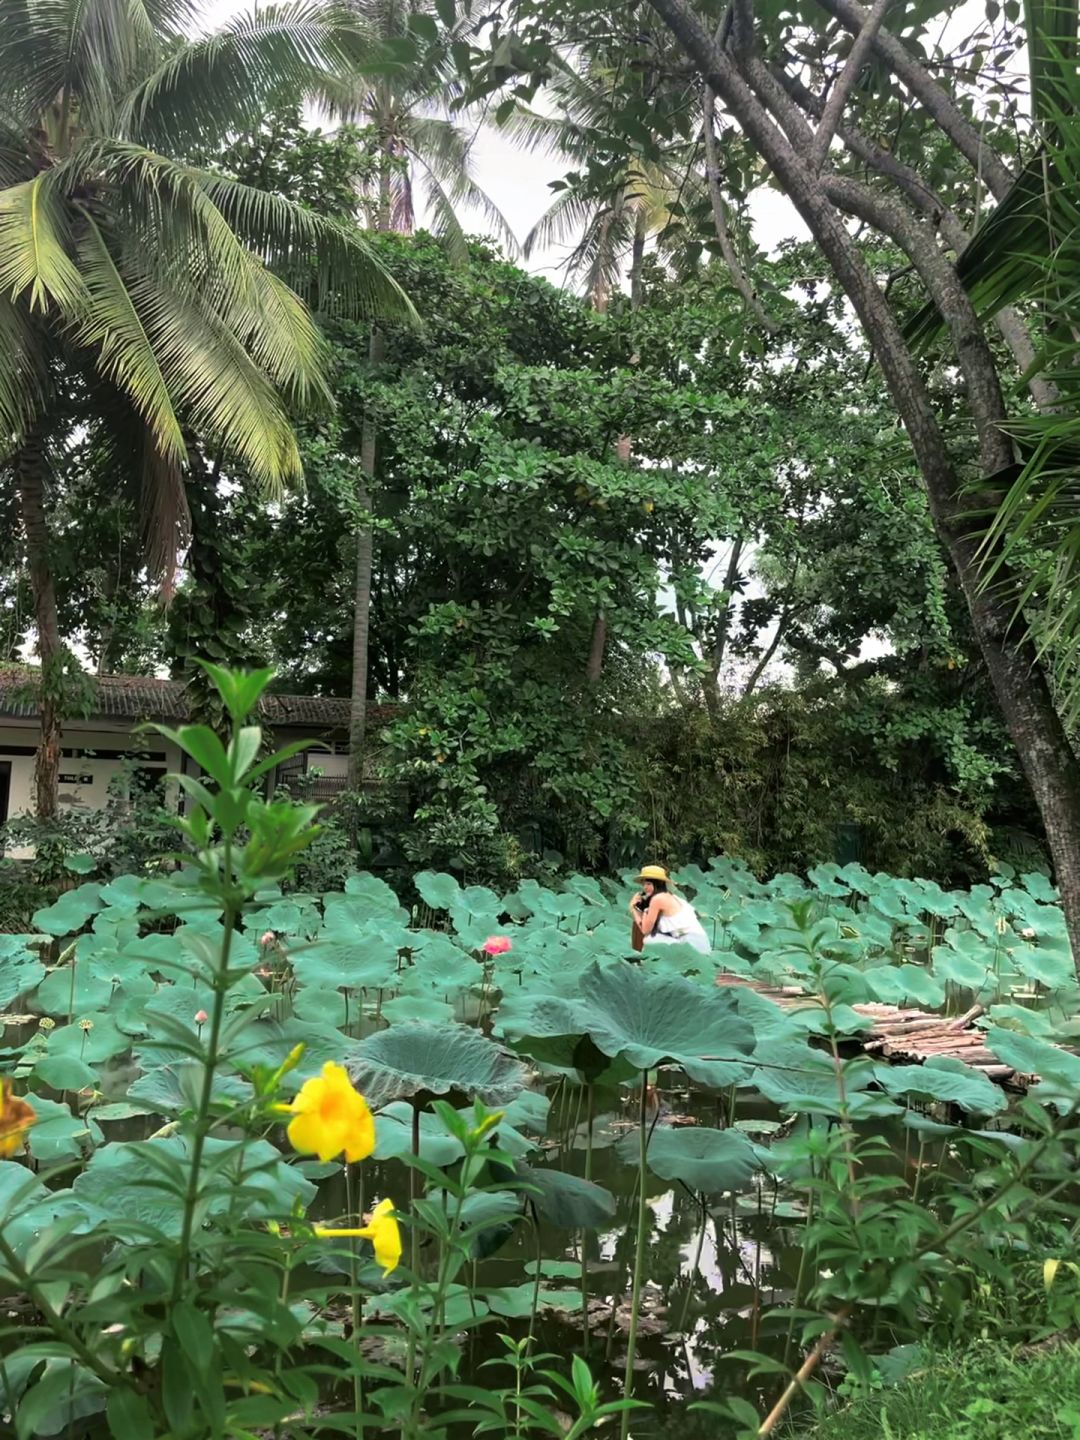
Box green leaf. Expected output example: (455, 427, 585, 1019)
(875, 1057, 1007, 1115)
(33, 885, 104, 937)
(172, 1300, 215, 1375)
(106, 1386, 154, 1440)
(347, 1022, 526, 1108)
(515, 1164, 616, 1228)
(414, 870, 462, 911)
(32, 1056, 98, 1092)
(619, 1124, 762, 1193)
(24, 1096, 104, 1162)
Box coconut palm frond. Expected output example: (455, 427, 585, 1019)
(118, 0, 369, 153)
(409, 114, 518, 254)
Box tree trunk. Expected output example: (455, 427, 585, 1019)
(586, 610, 607, 685)
(647, 0, 1080, 970)
(348, 327, 386, 790)
(15, 432, 62, 820)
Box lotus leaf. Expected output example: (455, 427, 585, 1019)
(571, 961, 755, 1085)
(343, 871, 405, 913)
(414, 870, 462, 912)
(1014, 937, 1075, 990)
(1021, 872, 1058, 904)
(32, 884, 104, 937)
(875, 1057, 1007, 1114)
(863, 965, 945, 1009)
(35, 959, 115, 1016)
(46, 1015, 128, 1064)
(291, 939, 397, 992)
(381, 994, 456, 1024)
(515, 1163, 616, 1228)
(984, 1027, 1080, 1108)
(127, 1063, 254, 1116)
(32, 1056, 99, 1092)
(72, 1136, 315, 1235)
(753, 1041, 888, 1117)
(0, 948, 45, 1009)
(24, 1095, 104, 1162)
(347, 1022, 526, 1108)
(619, 1124, 762, 1193)
(293, 986, 349, 1027)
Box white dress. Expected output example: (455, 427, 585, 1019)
(643, 899, 712, 954)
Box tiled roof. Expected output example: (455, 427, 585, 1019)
(0, 669, 401, 732)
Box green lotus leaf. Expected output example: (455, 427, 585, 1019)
(1013, 937, 1075, 990)
(36, 959, 114, 1017)
(400, 942, 482, 997)
(32, 884, 104, 937)
(46, 1015, 129, 1065)
(875, 1057, 1007, 1115)
(72, 1136, 315, 1235)
(984, 1003, 1055, 1036)
(414, 870, 462, 912)
(753, 1041, 887, 1117)
(225, 1018, 354, 1089)
(515, 1162, 616, 1228)
(32, 1055, 99, 1092)
(127, 1063, 254, 1117)
(572, 961, 755, 1085)
(863, 965, 945, 1010)
(372, 1101, 465, 1165)
(619, 1124, 762, 1193)
(347, 1022, 526, 1109)
(1021, 872, 1058, 904)
(24, 1095, 104, 1162)
(291, 939, 398, 992)
(984, 1027, 1080, 1108)
(381, 994, 456, 1024)
(0, 946, 45, 1009)
(293, 986, 349, 1027)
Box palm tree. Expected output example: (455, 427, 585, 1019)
(329, 0, 516, 785)
(0, 0, 411, 815)
(510, 60, 697, 310)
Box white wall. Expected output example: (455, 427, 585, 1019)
(0, 719, 184, 857)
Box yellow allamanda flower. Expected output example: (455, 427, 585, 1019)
(316, 1198, 402, 1276)
(0, 1079, 36, 1157)
(277, 1062, 375, 1164)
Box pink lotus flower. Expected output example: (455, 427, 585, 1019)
(482, 936, 512, 956)
(260, 932, 275, 948)
(194, 1010, 209, 1025)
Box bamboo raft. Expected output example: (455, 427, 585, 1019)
(714, 973, 1038, 1091)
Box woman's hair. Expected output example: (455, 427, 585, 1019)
(643, 879, 668, 893)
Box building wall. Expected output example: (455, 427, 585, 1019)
(1, 720, 186, 859)
(0, 720, 349, 857)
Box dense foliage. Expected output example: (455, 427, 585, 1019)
(1, 670, 1079, 1436)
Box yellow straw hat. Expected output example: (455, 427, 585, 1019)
(635, 865, 672, 884)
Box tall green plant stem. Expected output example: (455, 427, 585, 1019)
(620, 1073, 650, 1440)
(345, 1161, 364, 1430)
(173, 839, 236, 1299)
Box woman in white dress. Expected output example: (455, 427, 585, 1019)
(628, 864, 712, 955)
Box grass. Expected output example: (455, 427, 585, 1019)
(796, 1341, 1080, 1439)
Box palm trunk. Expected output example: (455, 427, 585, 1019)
(348, 328, 385, 789)
(349, 130, 396, 791)
(15, 432, 61, 819)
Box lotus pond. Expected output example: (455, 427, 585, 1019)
(4, 838, 1080, 1440)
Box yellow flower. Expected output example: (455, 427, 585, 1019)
(279, 1063, 375, 1163)
(0, 1079, 36, 1158)
(316, 1198, 402, 1276)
